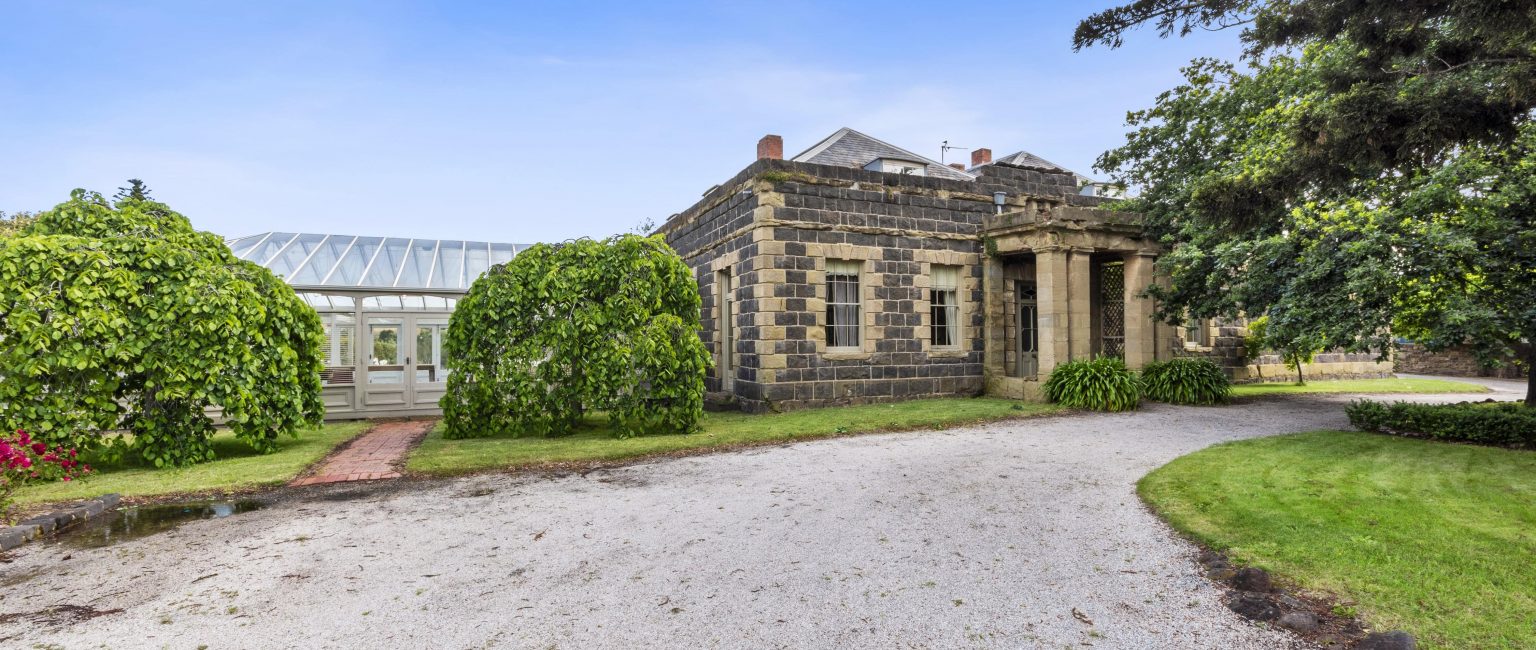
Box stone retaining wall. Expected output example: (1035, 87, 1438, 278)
(1394, 342, 1528, 379)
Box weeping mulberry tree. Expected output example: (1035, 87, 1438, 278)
(441, 234, 710, 439)
(0, 190, 325, 466)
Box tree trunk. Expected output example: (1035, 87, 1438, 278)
(1526, 348, 1535, 408)
(1293, 353, 1305, 385)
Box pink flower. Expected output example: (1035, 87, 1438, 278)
(31, 442, 46, 455)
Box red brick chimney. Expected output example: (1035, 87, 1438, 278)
(971, 147, 992, 167)
(757, 134, 784, 160)
(949, 163, 965, 171)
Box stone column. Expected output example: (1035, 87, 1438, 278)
(1122, 251, 1158, 369)
(982, 252, 1007, 383)
(1068, 248, 1094, 360)
(1035, 248, 1071, 374)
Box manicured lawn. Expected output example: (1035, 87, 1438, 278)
(12, 421, 372, 506)
(1140, 430, 1536, 649)
(1231, 377, 1488, 397)
(407, 397, 1062, 475)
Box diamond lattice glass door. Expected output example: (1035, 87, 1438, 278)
(1101, 261, 1125, 358)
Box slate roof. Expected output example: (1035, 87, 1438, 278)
(790, 128, 976, 181)
(982, 150, 1096, 186)
(990, 150, 1069, 171)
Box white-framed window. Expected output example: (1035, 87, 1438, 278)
(825, 259, 862, 349)
(320, 313, 356, 386)
(862, 158, 928, 176)
(1186, 318, 1211, 347)
(930, 265, 961, 348)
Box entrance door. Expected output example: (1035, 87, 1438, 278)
(1017, 283, 1039, 378)
(362, 315, 450, 410)
(412, 318, 450, 408)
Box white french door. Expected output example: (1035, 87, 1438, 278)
(362, 315, 450, 410)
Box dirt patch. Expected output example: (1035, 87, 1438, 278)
(1195, 547, 1384, 647)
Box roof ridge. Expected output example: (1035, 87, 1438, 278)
(791, 127, 976, 180)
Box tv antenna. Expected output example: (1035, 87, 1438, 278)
(940, 140, 968, 164)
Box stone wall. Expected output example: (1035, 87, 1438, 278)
(658, 159, 1093, 412)
(1395, 343, 1528, 379)
(1175, 320, 1395, 383)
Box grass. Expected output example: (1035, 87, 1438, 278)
(1140, 430, 1536, 649)
(11, 421, 372, 506)
(1231, 377, 1488, 397)
(407, 397, 1063, 476)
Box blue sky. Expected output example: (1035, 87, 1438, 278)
(0, 1, 1241, 243)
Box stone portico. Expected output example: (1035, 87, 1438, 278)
(980, 205, 1167, 400)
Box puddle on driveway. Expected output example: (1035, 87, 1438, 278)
(57, 500, 265, 548)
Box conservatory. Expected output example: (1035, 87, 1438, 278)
(228, 232, 529, 418)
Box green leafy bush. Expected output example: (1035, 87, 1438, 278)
(1347, 400, 1536, 447)
(0, 190, 324, 467)
(1043, 356, 1142, 411)
(441, 235, 711, 439)
(1140, 357, 1231, 405)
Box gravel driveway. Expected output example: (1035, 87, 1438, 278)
(1, 382, 1522, 649)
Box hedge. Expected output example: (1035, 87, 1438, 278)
(1346, 400, 1536, 447)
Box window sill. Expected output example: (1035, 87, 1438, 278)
(927, 348, 968, 358)
(823, 350, 872, 361)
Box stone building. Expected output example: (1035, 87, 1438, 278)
(657, 128, 1181, 412)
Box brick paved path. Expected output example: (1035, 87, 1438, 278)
(290, 420, 434, 486)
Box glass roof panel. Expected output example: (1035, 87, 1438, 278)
(464, 242, 491, 284)
(265, 233, 326, 280)
(227, 234, 267, 259)
(329, 236, 383, 286)
(490, 243, 515, 267)
(431, 241, 466, 289)
(246, 232, 296, 265)
(396, 240, 437, 288)
(225, 233, 528, 290)
(287, 235, 354, 285)
(362, 238, 410, 287)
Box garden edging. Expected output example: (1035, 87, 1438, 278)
(0, 493, 119, 551)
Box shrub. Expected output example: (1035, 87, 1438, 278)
(1140, 358, 1232, 405)
(441, 235, 712, 439)
(1043, 356, 1142, 411)
(1, 429, 92, 524)
(1346, 400, 1536, 447)
(0, 190, 324, 467)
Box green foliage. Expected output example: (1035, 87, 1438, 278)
(1079, 1, 1536, 218)
(1043, 356, 1142, 412)
(0, 190, 325, 467)
(1347, 400, 1536, 447)
(1140, 358, 1230, 405)
(1241, 315, 1267, 379)
(441, 234, 711, 440)
(113, 179, 152, 202)
(1086, 1, 1536, 407)
(0, 211, 37, 236)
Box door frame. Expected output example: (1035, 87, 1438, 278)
(360, 312, 451, 412)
